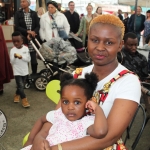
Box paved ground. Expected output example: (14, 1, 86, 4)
(0, 43, 150, 150)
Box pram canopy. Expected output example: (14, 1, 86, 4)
(39, 37, 77, 65)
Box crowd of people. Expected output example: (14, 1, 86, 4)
(0, 0, 150, 149)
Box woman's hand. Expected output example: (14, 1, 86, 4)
(27, 30, 37, 38)
(85, 100, 99, 114)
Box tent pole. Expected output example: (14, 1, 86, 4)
(134, 0, 138, 32)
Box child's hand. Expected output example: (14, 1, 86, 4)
(14, 53, 18, 58)
(85, 100, 99, 114)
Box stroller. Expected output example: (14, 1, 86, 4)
(25, 37, 78, 91)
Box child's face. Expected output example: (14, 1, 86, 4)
(12, 36, 23, 49)
(61, 85, 87, 121)
(88, 23, 123, 67)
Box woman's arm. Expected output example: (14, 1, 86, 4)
(14, 11, 28, 35)
(86, 101, 108, 139)
(76, 17, 84, 36)
(50, 99, 138, 150)
(33, 12, 40, 34)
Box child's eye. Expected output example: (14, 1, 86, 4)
(74, 101, 81, 105)
(63, 100, 69, 105)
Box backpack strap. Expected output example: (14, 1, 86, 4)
(95, 70, 136, 105)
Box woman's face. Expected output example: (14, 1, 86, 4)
(88, 24, 123, 66)
(20, 0, 29, 9)
(48, 4, 57, 14)
(147, 12, 150, 18)
(97, 8, 102, 14)
(87, 6, 93, 14)
(61, 85, 87, 121)
(38, 8, 44, 16)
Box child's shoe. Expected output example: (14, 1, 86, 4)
(22, 98, 30, 108)
(14, 94, 20, 103)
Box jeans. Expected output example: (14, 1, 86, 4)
(135, 32, 141, 46)
(15, 76, 26, 99)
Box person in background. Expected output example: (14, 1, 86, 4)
(10, 31, 31, 107)
(14, 0, 40, 75)
(22, 14, 141, 150)
(64, 1, 80, 34)
(143, 35, 150, 73)
(127, 6, 145, 45)
(118, 9, 123, 21)
(0, 6, 5, 24)
(76, 3, 94, 47)
(39, 1, 70, 42)
(123, 12, 129, 34)
(37, 7, 45, 18)
(143, 10, 150, 45)
(112, 11, 118, 17)
(95, 6, 102, 15)
(0, 26, 13, 95)
(118, 32, 148, 81)
(118, 32, 150, 95)
(57, 3, 65, 13)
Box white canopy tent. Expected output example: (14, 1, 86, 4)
(118, 0, 150, 7)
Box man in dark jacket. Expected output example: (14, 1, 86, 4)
(14, 0, 40, 74)
(127, 6, 145, 45)
(118, 9, 123, 21)
(118, 32, 148, 81)
(123, 12, 129, 34)
(64, 1, 80, 34)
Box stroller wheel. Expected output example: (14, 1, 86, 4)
(34, 76, 48, 91)
(40, 69, 52, 80)
(24, 82, 31, 89)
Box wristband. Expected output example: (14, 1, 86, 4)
(58, 144, 62, 150)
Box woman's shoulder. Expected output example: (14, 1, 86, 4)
(56, 11, 66, 17)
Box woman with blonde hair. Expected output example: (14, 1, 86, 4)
(37, 7, 45, 18)
(75, 3, 95, 47)
(23, 14, 141, 150)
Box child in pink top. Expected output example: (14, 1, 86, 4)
(21, 72, 107, 150)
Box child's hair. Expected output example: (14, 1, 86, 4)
(60, 72, 98, 100)
(12, 31, 24, 43)
(12, 31, 24, 39)
(89, 14, 125, 39)
(124, 32, 137, 43)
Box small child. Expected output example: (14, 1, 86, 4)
(21, 72, 108, 150)
(10, 31, 31, 107)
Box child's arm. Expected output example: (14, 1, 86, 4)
(21, 48, 31, 62)
(23, 115, 49, 147)
(86, 101, 108, 139)
(30, 122, 52, 150)
(10, 49, 16, 64)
